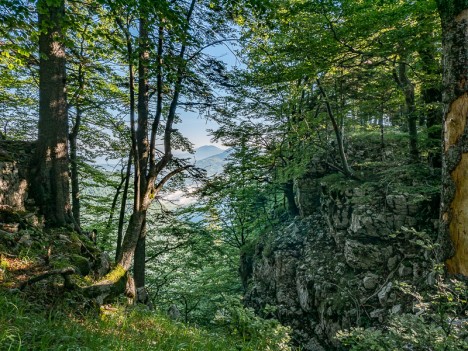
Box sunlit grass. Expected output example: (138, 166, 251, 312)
(0, 292, 286, 351)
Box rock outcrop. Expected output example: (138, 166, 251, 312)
(245, 176, 439, 350)
(0, 140, 111, 295)
(0, 141, 34, 212)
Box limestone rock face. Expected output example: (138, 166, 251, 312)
(0, 162, 28, 211)
(344, 239, 392, 269)
(245, 178, 438, 350)
(294, 158, 329, 217)
(0, 141, 34, 212)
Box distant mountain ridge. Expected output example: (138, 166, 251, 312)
(194, 145, 224, 161)
(195, 148, 233, 176)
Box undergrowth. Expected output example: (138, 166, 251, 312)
(0, 291, 291, 351)
(336, 264, 468, 350)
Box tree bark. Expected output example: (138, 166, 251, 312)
(316, 79, 354, 178)
(437, 1, 468, 276)
(117, 210, 146, 270)
(133, 215, 147, 290)
(393, 59, 419, 163)
(33, 0, 72, 227)
(420, 43, 443, 168)
(284, 180, 299, 217)
(115, 150, 132, 262)
(109, 0, 196, 297)
(133, 15, 150, 295)
(69, 60, 84, 228)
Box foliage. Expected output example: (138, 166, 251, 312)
(0, 291, 293, 350)
(213, 297, 292, 351)
(144, 209, 243, 325)
(0, 0, 460, 350)
(337, 277, 468, 350)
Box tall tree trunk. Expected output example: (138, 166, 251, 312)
(437, 1, 468, 276)
(393, 60, 419, 163)
(33, 0, 72, 227)
(69, 61, 84, 228)
(133, 15, 150, 296)
(284, 180, 299, 217)
(108, 0, 196, 296)
(69, 116, 80, 226)
(117, 210, 145, 270)
(133, 215, 147, 290)
(420, 46, 443, 168)
(115, 150, 132, 262)
(316, 79, 354, 178)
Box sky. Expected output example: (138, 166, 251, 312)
(175, 110, 220, 148)
(175, 42, 242, 149)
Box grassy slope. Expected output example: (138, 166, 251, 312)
(0, 290, 279, 351)
(0, 225, 289, 351)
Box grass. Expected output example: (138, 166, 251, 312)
(0, 290, 287, 351)
(0, 207, 292, 350)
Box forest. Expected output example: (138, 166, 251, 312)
(0, 0, 467, 350)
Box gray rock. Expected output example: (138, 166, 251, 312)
(17, 233, 32, 247)
(398, 264, 413, 277)
(344, 239, 392, 270)
(0, 158, 30, 211)
(387, 255, 399, 270)
(378, 282, 393, 306)
(370, 308, 385, 319)
(294, 178, 322, 217)
(168, 304, 181, 320)
(391, 304, 402, 315)
(245, 178, 439, 349)
(386, 194, 408, 215)
(96, 252, 111, 277)
(363, 273, 379, 290)
(304, 338, 326, 351)
(296, 274, 312, 312)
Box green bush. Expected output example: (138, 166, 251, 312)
(213, 297, 292, 351)
(336, 278, 468, 351)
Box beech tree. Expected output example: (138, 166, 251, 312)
(32, 0, 72, 227)
(109, 0, 222, 300)
(437, 0, 468, 276)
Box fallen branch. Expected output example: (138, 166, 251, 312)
(19, 267, 76, 290)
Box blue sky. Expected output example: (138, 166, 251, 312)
(176, 42, 241, 148)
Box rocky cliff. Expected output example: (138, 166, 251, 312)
(244, 154, 441, 350)
(0, 140, 34, 212)
(0, 140, 112, 297)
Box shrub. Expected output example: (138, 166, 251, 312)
(213, 297, 292, 351)
(336, 278, 468, 351)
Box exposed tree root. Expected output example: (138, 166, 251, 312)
(19, 267, 76, 290)
(83, 265, 135, 305)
